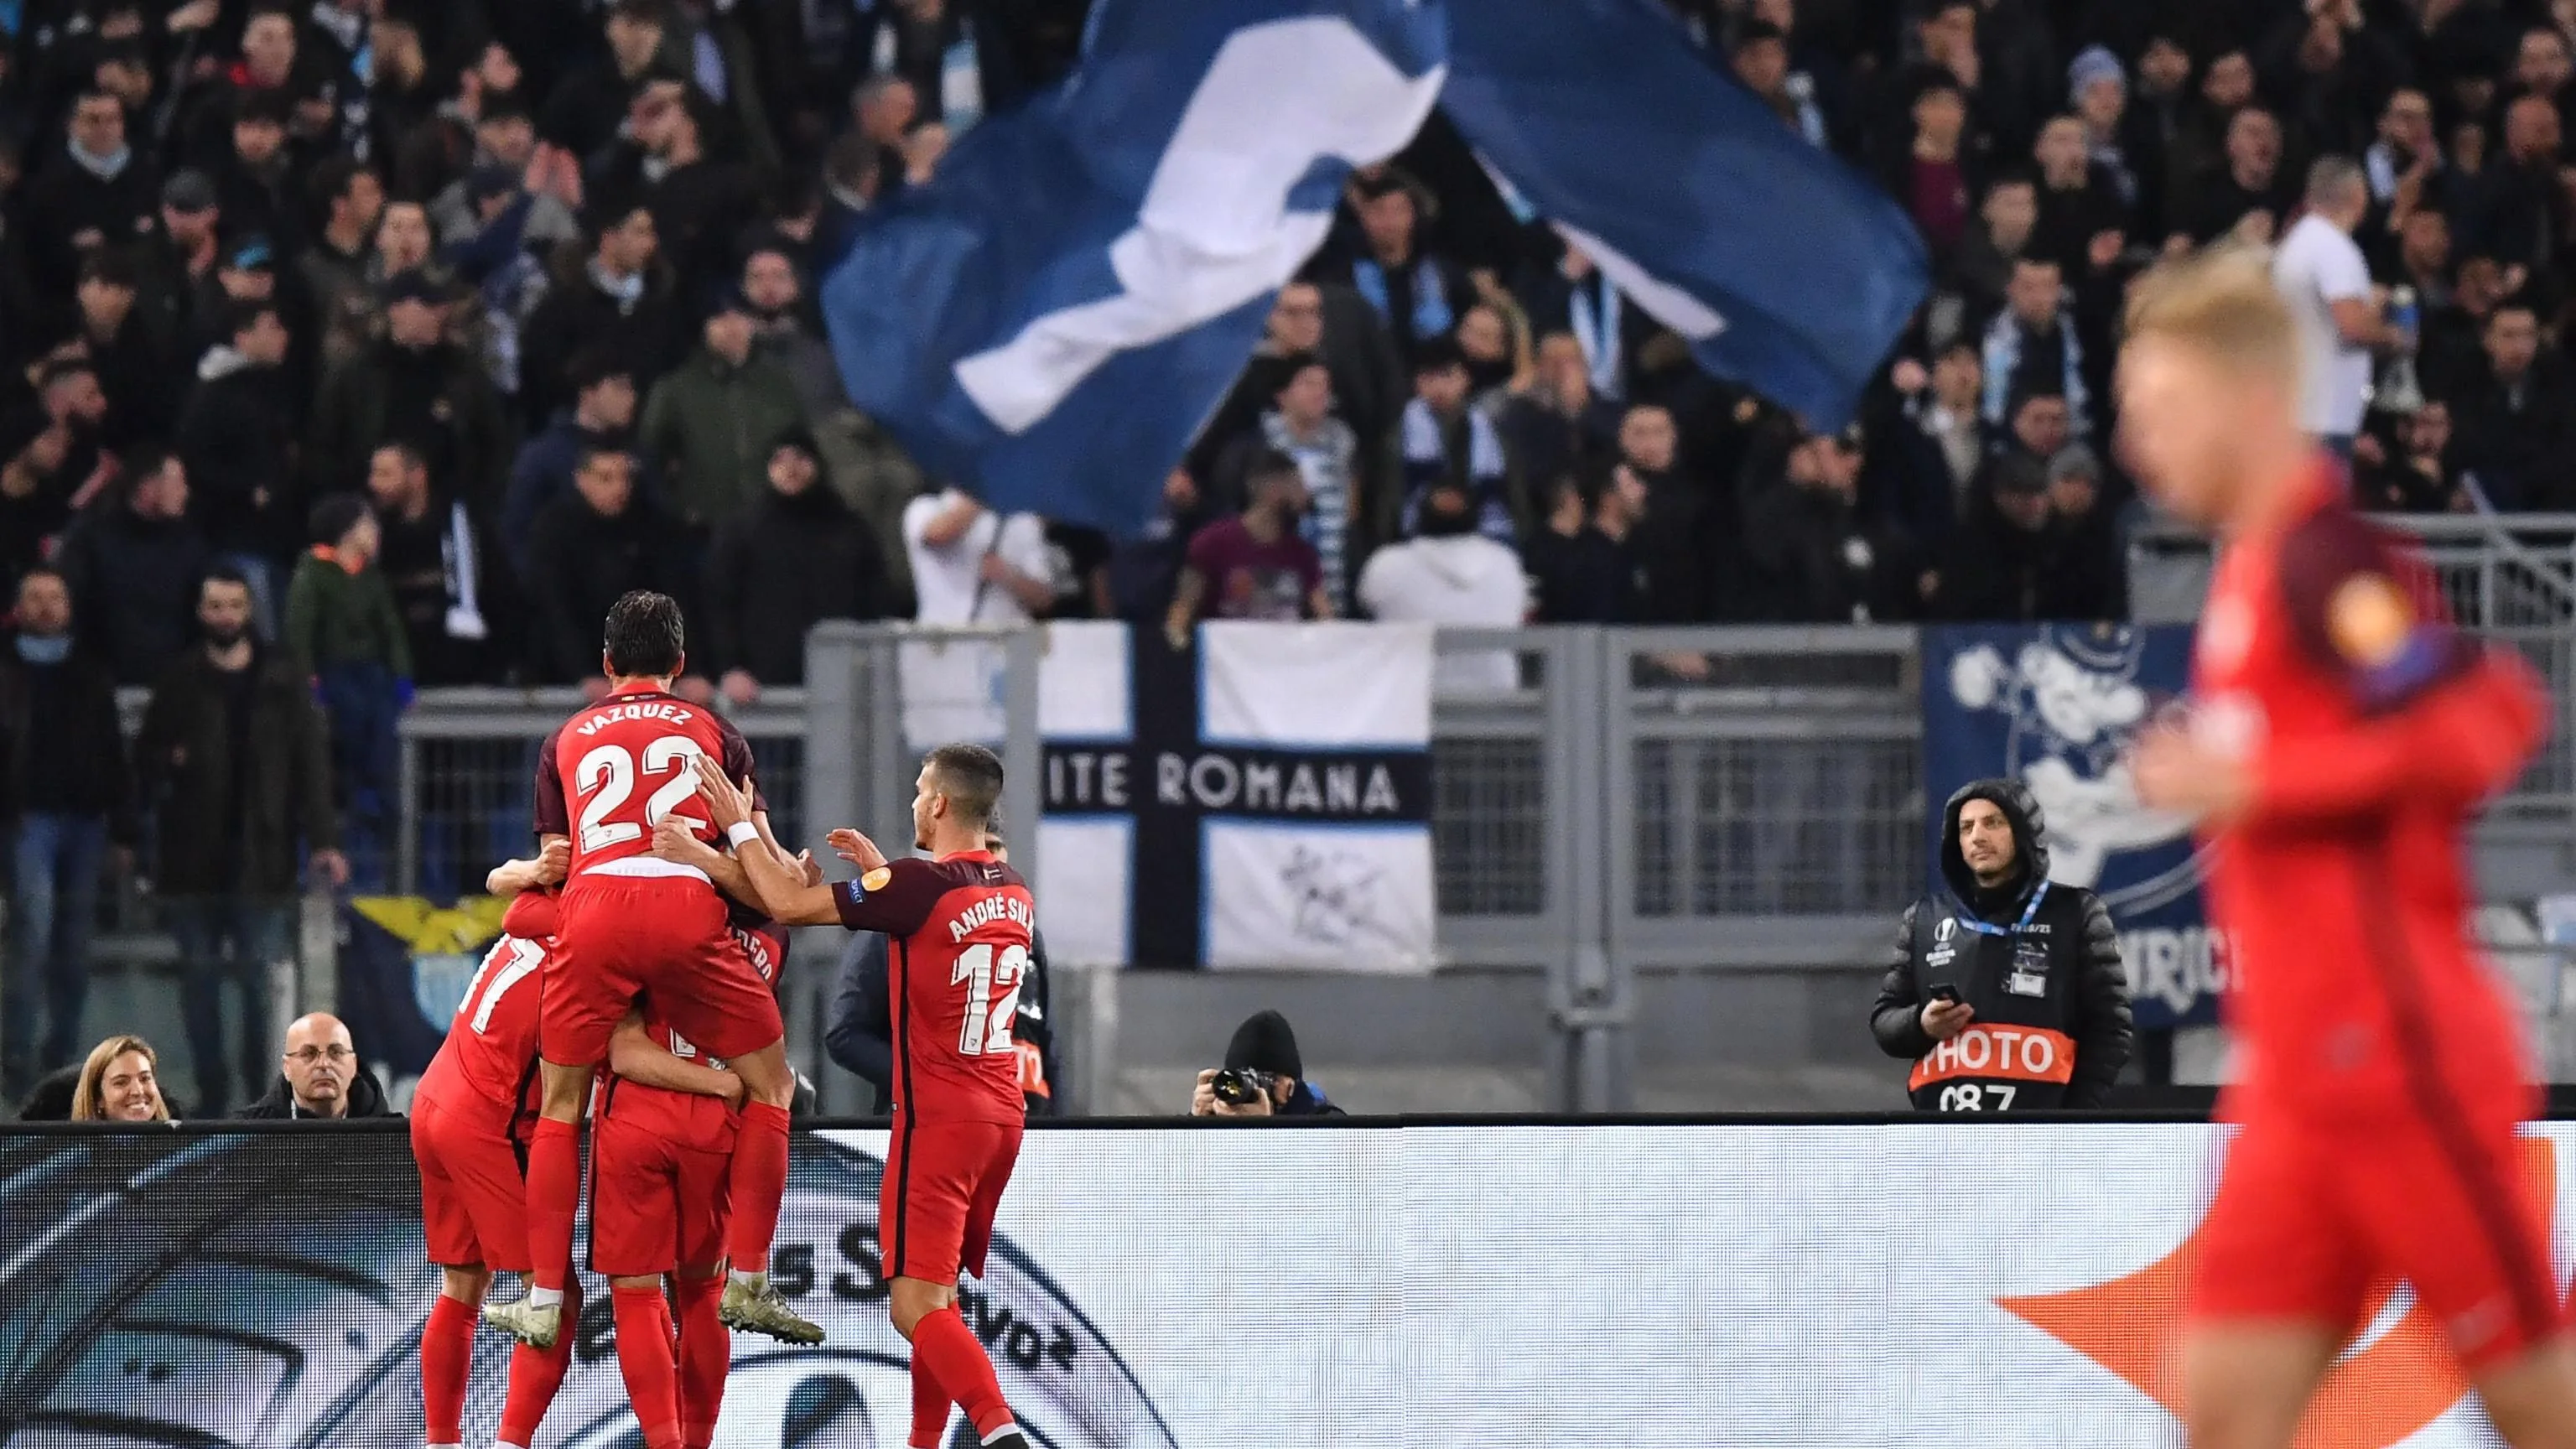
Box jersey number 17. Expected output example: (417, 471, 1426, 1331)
(953, 943, 1026, 1057)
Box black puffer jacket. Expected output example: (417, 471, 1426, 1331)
(1870, 777, 2133, 1111)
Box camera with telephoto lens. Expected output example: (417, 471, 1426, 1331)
(1209, 1067, 1275, 1107)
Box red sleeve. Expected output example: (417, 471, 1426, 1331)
(832, 858, 948, 936)
(532, 728, 569, 837)
(715, 716, 765, 815)
(2252, 510, 2549, 820)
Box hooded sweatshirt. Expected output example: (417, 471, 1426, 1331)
(1869, 776, 2134, 1111)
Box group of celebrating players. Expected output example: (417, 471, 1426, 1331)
(407, 590, 1040, 1449)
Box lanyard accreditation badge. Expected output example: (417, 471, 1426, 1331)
(1957, 882, 2052, 999)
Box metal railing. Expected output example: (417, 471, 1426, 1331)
(2132, 513, 2576, 843)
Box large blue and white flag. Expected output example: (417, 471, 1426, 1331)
(825, 0, 1447, 534)
(1442, 0, 1929, 429)
(1035, 621, 1438, 972)
(825, 0, 1928, 532)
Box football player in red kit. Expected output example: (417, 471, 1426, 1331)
(484, 590, 818, 1350)
(411, 845, 578, 1449)
(659, 745, 1036, 1449)
(2118, 251, 2576, 1449)
(590, 917, 781, 1449)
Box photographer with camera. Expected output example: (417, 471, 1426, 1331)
(1871, 778, 2132, 1113)
(1189, 1010, 1344, 1117)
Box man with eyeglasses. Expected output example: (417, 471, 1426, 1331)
(239, 1011, 390, 1119)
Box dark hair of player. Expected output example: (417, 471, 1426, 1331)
(603, 589, 685, 678)
(926, 743, 1005, 828)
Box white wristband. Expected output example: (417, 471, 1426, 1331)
(725, 821, 761, 849)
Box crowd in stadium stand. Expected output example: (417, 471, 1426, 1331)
(3, 0, 2573, 1094)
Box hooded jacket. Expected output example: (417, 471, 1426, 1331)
(1870, 777, 2133, 1111)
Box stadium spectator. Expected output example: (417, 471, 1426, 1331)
(542, 0, 674, 162)
(0, 356, 113, 573)
(519, 205, 684, 428)
(306, 270, 512, 517)
(1979, 256, 2092, 439)
(2044, 444, 2127, 622)
(1870, 780, 2132, 1114)
(2173, 105, 2290, 247)
(17, 87, 158, 314)
(174, 298, 301, 628)
(2272, 157, 2396, 457)
(1167, 451, 1330, 638)
(240, 1011, 389, 1119)
(1935, 452, 2061, 623)
(72, 249, 174, 450)
(138, 169, 226, 353)
(138, 569, 344, 1114)
(1, 568, 132, 1097)
(1188, 1010, 1343, 1117)
(1498, 334, 1623, 498)
(703, 434, 888, 701)
(1883, 340, 1987, 547)
(297, 157, 388, 372)
(2356, 401, 2470, 514)
(1740, 425, 1924, 625)
(1336, 170, 1464, 371)
(56, 447, 210, 686)
(1610, 406, 1719, 625)
(903, 487, 1058, 627)
(2446, 300, 2576, 511)
(1104, 468, 1218, 625)
(1236, 352, 1361, 613)
(365, 444, 496, 688)
(70, 1034, 171, 1123)
(286, 495, 409, 851)
(504, 351, 650, 580)
(824, 828, 1056, 1115)
(641, 293, 813, 532)
(1398, 337, 1516, 548)
(740, 245, 848, 417)
(1523, 474, 1641, 625)
(523, 447, 698, 692)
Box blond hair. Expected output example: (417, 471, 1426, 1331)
(2122, 246, 2302, 385)
(72, 1035, 169, 1122)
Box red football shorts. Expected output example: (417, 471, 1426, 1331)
(881, 1118, 1024, 1285)
(412, 1089, 531, 1274)
(589, 1108, 734, 1279)
(2190, 1105, 2566, 1370)
(542, 874, 782, 1064)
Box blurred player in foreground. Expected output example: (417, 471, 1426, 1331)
(2119, 249, 2576, 1448)
(412, 844, 576, 1449)
(658, 744, 1036, 1449)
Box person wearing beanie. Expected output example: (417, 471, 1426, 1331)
(284, 492, 412, 886)
(1188, 1009, 1345, 1117)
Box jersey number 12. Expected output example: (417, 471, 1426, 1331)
(952, 943, 1027, 1057)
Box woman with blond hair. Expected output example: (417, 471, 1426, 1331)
(70, 1036, 172, 1123)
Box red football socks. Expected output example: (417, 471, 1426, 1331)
(726, 1101, 792, 1274)
(613, 1285, 684, 1449)
(498, 1275, 581, 1448)
(674, 1275, 730, 1449)
(420, 1291, 475, 1445)
(911, 1306, 1015, 1441)
(525, 1117, 581, 1294)
(908, 1351, 955, 1448)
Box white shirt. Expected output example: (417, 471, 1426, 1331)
(2271, 214, 2374, 436)
(901, 491, 1059, 626)
(1356, 534, 1529, 694)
